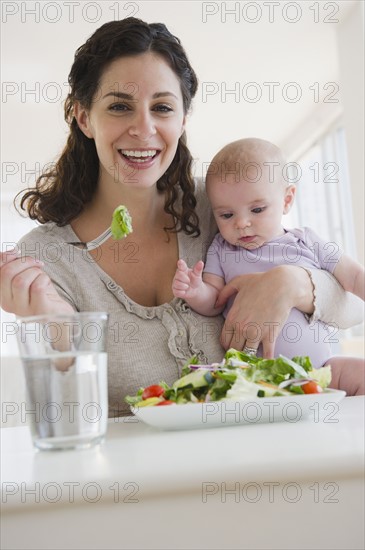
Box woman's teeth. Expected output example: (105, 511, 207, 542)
(120, 149, 157, 162)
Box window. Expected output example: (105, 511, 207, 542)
(286, 120, 363, 352)
(288, 123, 356, 259)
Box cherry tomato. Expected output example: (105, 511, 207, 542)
(302, 381, 323, 394)
(141, 385, 165, 400)
(156, 400, 175, 406)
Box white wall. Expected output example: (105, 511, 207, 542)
(337, 1, 364, 264)
(1, 0, 363, 357)
(1, 0, 358, 195)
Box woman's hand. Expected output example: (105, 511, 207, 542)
(215, 266, 314, 358)
(1, 249, 74, 317)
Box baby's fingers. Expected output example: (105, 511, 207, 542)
(172, 266, 190, 298)
(189, 260, 204, 287)
(172, 278, 190, 291)
(192, 260, 204, 277)
(176, 259, 189, 273)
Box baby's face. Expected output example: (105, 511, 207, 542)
(206, 169, 295, 249)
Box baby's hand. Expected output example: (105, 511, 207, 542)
(172, 259, 204, 299)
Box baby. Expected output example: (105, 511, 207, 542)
(172, 138, 364, 392)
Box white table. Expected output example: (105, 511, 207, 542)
(1, 397, 364, 550)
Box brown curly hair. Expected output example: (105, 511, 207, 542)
(17, 18, 200, 236)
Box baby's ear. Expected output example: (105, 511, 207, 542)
(283, 185, 296, 214)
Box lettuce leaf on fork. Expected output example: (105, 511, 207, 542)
(111, 205, 133, 240)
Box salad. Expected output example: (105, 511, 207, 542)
(111, 205, 133, 239)
(125, 349, 332, 408)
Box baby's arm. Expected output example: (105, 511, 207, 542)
(172, 259, 225, 316)
(333, 254, 365, 301)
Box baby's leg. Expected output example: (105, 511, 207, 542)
(325, 356, 365, 396)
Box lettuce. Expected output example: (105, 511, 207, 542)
(124, 350, 332, 407)
(111, 205, 133, 239)
(125, 388, 144, 405)
(224, 349, 313, 385)
(308, 365, 332, 388)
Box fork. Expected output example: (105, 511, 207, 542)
(67, 227, 112, 251)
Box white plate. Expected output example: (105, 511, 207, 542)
(131, 389, 346, 430)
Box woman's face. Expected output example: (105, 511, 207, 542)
(75, 52, 186, 190)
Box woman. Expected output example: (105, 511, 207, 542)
(1, 18, 362, 415)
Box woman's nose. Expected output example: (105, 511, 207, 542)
(128, 110, 156, 140)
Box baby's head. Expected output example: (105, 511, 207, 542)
(206, 138, 296, 249)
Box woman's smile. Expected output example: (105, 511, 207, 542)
(117, 148, 161, 169)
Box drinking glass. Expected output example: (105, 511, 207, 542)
(16, 312, 109, 451)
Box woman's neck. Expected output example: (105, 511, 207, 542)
(78, 182, 167, 236)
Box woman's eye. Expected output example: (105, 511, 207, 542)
(251, 207, 265, 214)
(153, 104, 173, 113)
(220, 213, 233, 219)
(109, 103, 130, 112)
